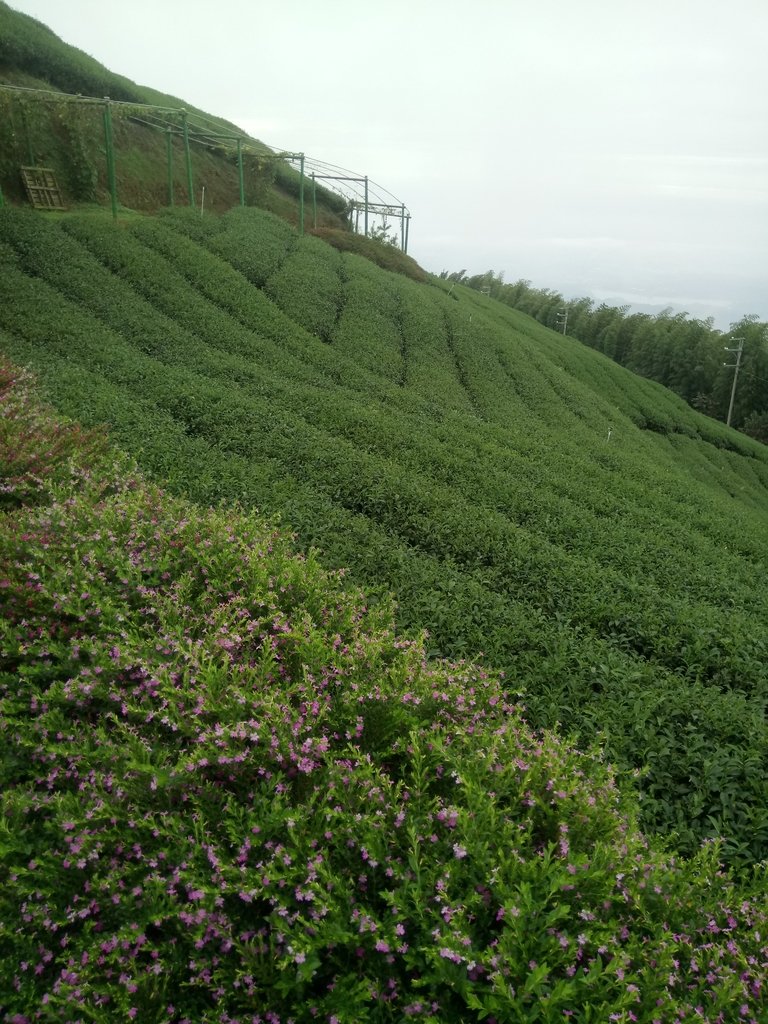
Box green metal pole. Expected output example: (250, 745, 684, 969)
(298, 154, 305, 235)
(400, 205, 405, 251)
(20, 104, 34, 165)
(404, 214, 410, 254)
(237, 138, 245, 206)
(312, 173, 317, 229)
(166, 128, 174, 206)
(364, 176, 369, 237)
(182, 110, 194, 208)
(103, 98, 118, 220)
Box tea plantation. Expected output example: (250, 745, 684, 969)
(1, 205, 768, 874)
(2, 354, 767, 1022)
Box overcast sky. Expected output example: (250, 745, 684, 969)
(10, 0, 768, 329)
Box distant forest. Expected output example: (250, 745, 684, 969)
(444, 270, 768, 442)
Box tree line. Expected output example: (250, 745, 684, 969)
(442, 270, 768, 442)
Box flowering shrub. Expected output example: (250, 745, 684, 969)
(2, 365, 767, 1022)
(0, 355, 105, 511)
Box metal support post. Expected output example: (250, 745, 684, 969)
(404, 213, 410, 254)
(20, 104, 34, 165)
(237, 138, 245, 206)
(364, 175, 369, 236)
(103, 98, 118, 220)
(182, 110, 194, 208)
(400, 205, 405, 251)
(166, 127, 174, 206)
(312, 173, 317, 229)
(298, 154, 305, 234)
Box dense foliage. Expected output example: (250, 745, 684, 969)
(447, 271, 768, 437)
(1, 207, 768, 869)
(2, 356, 767, 1022)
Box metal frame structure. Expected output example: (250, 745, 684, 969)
(0, 85, 304, 221)
(306, 160, 411, 253)
(0, 84, 411, 247)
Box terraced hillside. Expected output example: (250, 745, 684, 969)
(4, 356, 767, 1023)
(1, 205, 767, 865)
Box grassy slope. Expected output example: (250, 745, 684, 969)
(2, 355, 767, 1023)
(1, 205, 767, 868)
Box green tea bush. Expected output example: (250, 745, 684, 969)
(2, 364, 767, 1023)
(157, 204, 227, 243)
(208, 206, 296, 287)
(397, 284, 476, 413)
(331, 256, 405, 383)
(313, 226, 429, 283)
(265, 234, 345, 342)
(130, 215, 353, 388)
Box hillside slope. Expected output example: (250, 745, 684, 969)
(453, 271, 768, 440)
(1, 205, 767, 866)
(0, 1, 348, 223)
(4, 355, 767, 1022)
(0, 0, 226, 114)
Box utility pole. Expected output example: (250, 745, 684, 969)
(724, 337, 745, 428)
(556, 309, 568, 335)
